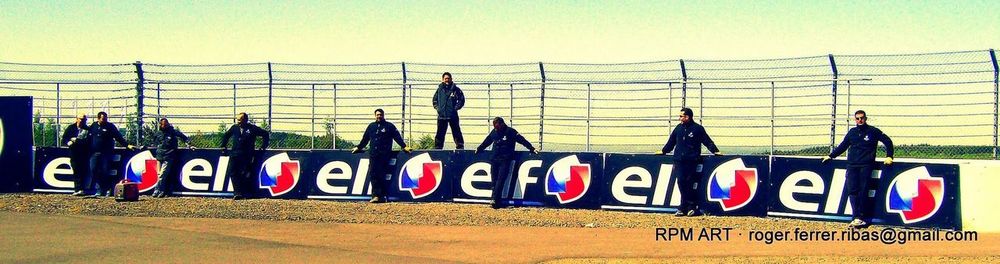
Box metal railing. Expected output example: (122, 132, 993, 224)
(2, 49, 997, 159)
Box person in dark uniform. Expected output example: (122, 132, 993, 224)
(87, 111, 135, 197)
(152, 118, 193, 198)
(352, 108, 411, 203)
(220, 113, 270, 200)
(656, 107, 722, 217)
(475, 117, 538, 209)
(432, 72, 466, 149)
(823, 110, 894, 228)
(61, 113, 91, 196)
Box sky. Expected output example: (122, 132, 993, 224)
(1, 0, 998, 64)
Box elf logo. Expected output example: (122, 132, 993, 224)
(179, 156, 234, 192)
(398, 153, 443, 199)
(543, 155, 592, 204)
(607, 163, 682, 207)
(777, 169, 881, 216)
(313, 158, 375, 197)
(886, 166, 945, 224)
(123, 150, 159, 193)
(41, 157, 75, 189)
(706, 159, 759, 211)
(257, 153, 301, 196)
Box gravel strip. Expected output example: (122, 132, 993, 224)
(1, 193, 851, 230)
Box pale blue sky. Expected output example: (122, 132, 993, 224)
(1, 0, 998, 63)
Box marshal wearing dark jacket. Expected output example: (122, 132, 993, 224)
(155, 124, 190, 161)
(61, 114, 91, 195)
(87, 112, 134, 197)
(824, 110, 894, 228)
(220, 113, 270, 200)
(661, 120, 720, 162)
(152, 118, 192, 198)
(432, 72, 466, 149)
(476, 117, 537, 209)
(658, 108, 722, 217)
(352, 109, 411, 203)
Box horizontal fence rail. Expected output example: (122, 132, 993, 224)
(2, 49, 998, 159)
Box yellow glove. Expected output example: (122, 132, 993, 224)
(884, 157, 893, 165)
(351, 147, 363, 154)
(403, 146, 413, 153)
(654, 150, 665, 155)
(713, 152, 723, 156)
(821, 156, 831, 164)
(531, 149, 540, 154)
(127, 144, 137, 150)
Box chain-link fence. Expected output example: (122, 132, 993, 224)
(2, 49, 998, 159)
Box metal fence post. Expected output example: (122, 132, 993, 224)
(586, 83, 592, 152)
(846, 80, 852, 134)
(156, 83, 161, 117)
(487, 83, 492, 134)
(133, 61, 145, 144)
(408, 84, 412, 144)
(698, 82, 703, 124)
(55, 83, 61, 147)
(989, 49, 999, 159)
(267, 62, 273, 130)
(232, 84, 237, 120)
(538, 62, 546, 150)
(680, 60, 688, 107)
(401, 62, 407, 140)
(828, 54, 839, 152)
(332, 84, 338, 150)
(509, 83, 514, 127)
(311, 84, 316, 149)
(770, 81, 775, 156)
(668, 82, 673, 129)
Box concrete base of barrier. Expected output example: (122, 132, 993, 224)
(957, 160, 1000, 232)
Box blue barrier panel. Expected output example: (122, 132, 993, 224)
(34, 147, 137, 193)
(31, 147, 965, 229)
(601, 154, 769, 216)
(768, 157, 961, 229)
(449, 151, 505, 204)
(171, 149, 312, 199)
(504, 152, 605, 209)
(0, 96, 34, 193)
(171, 149, 234, 197)
(387, 151, 456, 202)
(253, 150, 313, 199)
(307, 149, 373, 201)
(307, 150, 457, 202)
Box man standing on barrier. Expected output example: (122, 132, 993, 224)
(152, 118, 194, 198)
(433, 72, 466, 149)
(352, 108, 412, 203)
(475, 117, 538, 209)
(87, 111, 135, 198)
(656, 107, 722, 217)
(221, 113, 270, 200)
(823, 110, 894, 228)
(61, 113, 91, 196)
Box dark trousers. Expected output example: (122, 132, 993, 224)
(490, 159, 515, 206)
(154, 158, 175, 195)
(846, 164, 876, 220)
(70, 153, 91, 192)
(673, 160, 701, 212)
(89, 152, 116, 195)
(434, 117, 464, 149)
(227, 154, 257, 197)
(368, 155, 392, 198)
